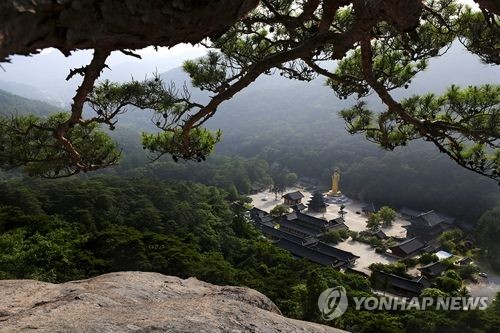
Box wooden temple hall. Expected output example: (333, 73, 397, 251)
(282, 191, 304, 206)
(248, 207, 358, 268)
(402, 210, 454, 242)
(278, 212, 347, 238)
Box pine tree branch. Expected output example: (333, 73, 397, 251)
(53, 49, 111, 171)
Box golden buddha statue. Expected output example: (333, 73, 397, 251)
(327, 168, 342, 197)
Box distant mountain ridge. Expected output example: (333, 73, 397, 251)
(0, 44, 498, 221)
(0, 80, 63, 107)
(0, 88, 60, 117)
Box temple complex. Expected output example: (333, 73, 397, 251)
(248, 208, 358, 268)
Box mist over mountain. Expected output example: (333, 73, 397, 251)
(0, 45, 206, 106)
(0, 80, 61, 106)
(0, 88, 60, 117)
(151, 43, 499, 133)
(147, 43, 500, 220)
(0, 43, 499, 220)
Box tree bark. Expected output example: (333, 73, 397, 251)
(474, 0, 500, 16)
(0, 0, 259, 61)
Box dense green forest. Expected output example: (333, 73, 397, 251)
(1, 1, 499, 331)
(0, 176, 499, 333)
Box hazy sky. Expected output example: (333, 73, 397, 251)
(20, 42, 207, 74)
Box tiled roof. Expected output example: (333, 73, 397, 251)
(282, 191, 304, 201)
(328, 222, 349, 231)
(390, 237, 425, 255)
(286, 212, 329, 228)
(310, 242, 360, 262)
(456, 257, 473, 266)
(417, 261, 448, 277)
(412, 276, 432, 288)
(291, 203, 307, 211)
(370, 229, 387, 239)
(259, 224, 305, 244)
(277, 239, 345, 267)
(308, 191, 329, 206)
(410, 210, 445, 227)
(278, 212, 346, 237)
(278, 219, 319, 236)
(373, 270, 426, 295)
(249, 207, 270, 223)
(330, 217, 345, 224)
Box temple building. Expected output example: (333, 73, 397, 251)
(247, 204, 358, 270)
(328, 217, 349, 232)
(308, 241, 359, 266)
(360, 229, 387, 240)
(371, 270, 429, 297)
(417, 261, 448, 279)
(258, 223, 313, 245)
(307, 191, 329, 213)
(403, 210, 450, 242)
(277, 239, 353, 268)
(249, 207, 273, 224)
(389, 237, 426, 258)
(282, 191, 304, 206)
(290, 203, 307, 212)
(278, 212, 338, 238)
(399, 207, 424, 220)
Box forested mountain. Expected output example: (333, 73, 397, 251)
(144, 44, 500, 221)
(0, 176, 356, 315)
(1, 43, 499, 221)
(0, 80, 61, 106)
(0, 88, 59, 117)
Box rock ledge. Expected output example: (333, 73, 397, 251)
(0, 271, 345, 333)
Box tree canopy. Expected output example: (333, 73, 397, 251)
(0, 0, 498, 180)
